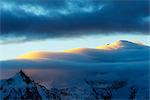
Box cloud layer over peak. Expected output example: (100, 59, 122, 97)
(1, 0, 150, 43)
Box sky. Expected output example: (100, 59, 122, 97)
(0, 0, 150, 60)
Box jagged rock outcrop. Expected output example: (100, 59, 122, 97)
(0, 70, 56, 100)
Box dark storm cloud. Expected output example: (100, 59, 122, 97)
(0, 0, 150, 43)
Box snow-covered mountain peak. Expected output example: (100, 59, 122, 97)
(0, 71, 53, 99)
(12, 70, 32, 84)
(97, 40, 147, 50)
(114, 40, 141, 46)
(16, 40, 149, 60)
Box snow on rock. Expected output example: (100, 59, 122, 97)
(0, 40, 149, 99)
(96, 40, 148, 50)
(0, 70, 149, 100)
(0, 70, 56, 100)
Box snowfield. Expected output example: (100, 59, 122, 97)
(0, 40, 150, 99)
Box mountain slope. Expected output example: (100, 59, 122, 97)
(1, 40, 149, 69)
(0, 70, 149, 100)
(96, 40, 148, 50)
(0, 70, 58, 100)
(15, 40, 149, 62)
(0, 40, 149, 99)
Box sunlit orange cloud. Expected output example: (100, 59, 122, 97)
(17, 43, 121, 60)
(16, 52, 51, 60)
(16, 51, 69, 60)
(17, 40, 145, 59)
(64, 48, 88, 53)
(17, 48, 88, 59)
(96, 41, 123, 50)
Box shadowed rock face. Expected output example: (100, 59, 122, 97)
(17, 70, 32, 84)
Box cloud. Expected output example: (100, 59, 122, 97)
(0, 40, 149, 89)
(0, 0, 150, 43)
(1, 40, 150, 69)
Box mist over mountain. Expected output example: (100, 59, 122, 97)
(0, 40, 149, 99)
(0, 70, 66, 99)
(0, 69, 149, 99)
(1, 40, 149, 69)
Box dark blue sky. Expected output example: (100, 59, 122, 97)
(0, 0, 149, 43)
